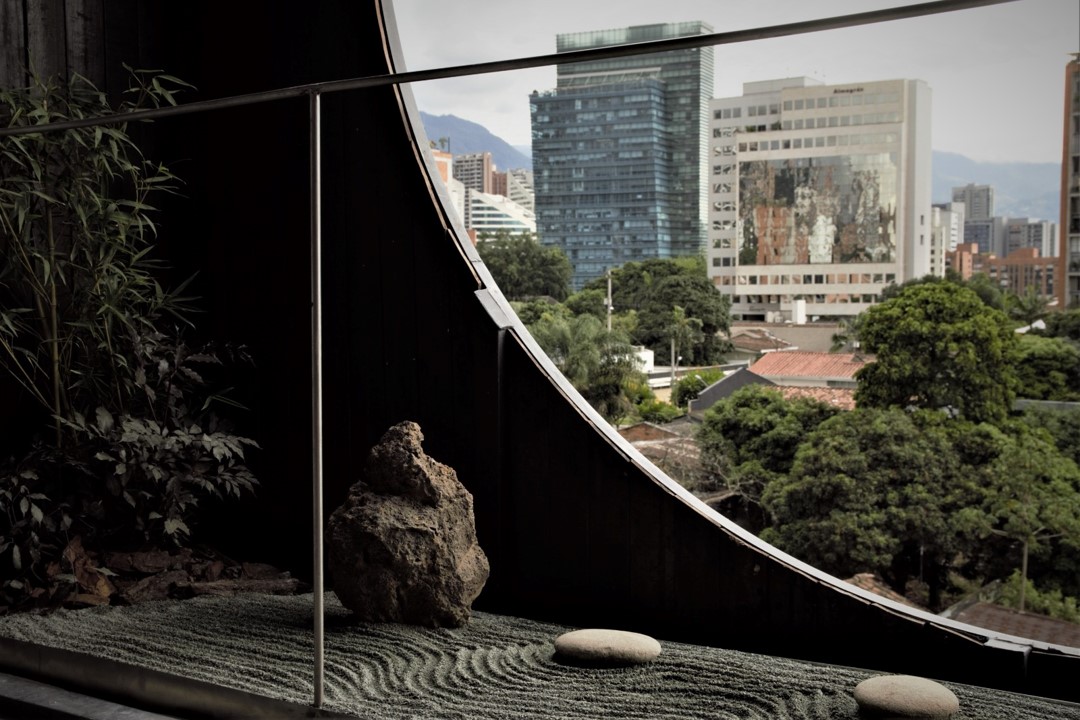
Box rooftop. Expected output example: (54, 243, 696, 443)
(951, 603, 1080, 650)
(750, 351, 874, 381)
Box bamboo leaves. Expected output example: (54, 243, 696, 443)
(0, 72, 189, 434)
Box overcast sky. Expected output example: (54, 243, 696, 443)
(390, 0, 1078, 164)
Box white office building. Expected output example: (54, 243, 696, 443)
(931, 202, 965, 278)
(466, 189, 537, 236)
(708, 77, 933, 320)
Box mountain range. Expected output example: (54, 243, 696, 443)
(420, 112, 1060, 222)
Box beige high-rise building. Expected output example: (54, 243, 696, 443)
(708, 77, 933, 321)
(453, 152, 493, 194)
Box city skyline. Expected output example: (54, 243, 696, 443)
(391, 0, 1078, 165)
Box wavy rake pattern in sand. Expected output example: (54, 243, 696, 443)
(0, 593, 1074, 720)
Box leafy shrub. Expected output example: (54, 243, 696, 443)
(997, 571, 1080, 623)
(0, 452, 75, 604)
(65, 333, 259, 546)
(636, 399, 683, 424)
(0, 335, 257, 607)
(671, 368, 725, 408)
(0, 72, 258, 609)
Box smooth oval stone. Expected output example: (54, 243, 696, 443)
(854, 675, 960, 718)
(553, 628, 662, 666)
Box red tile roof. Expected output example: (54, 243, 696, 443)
(730, 328, 794, 352)
(750, 351, 873, 380)
(845, 573, 921, 608)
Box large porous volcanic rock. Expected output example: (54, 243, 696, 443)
(326, 421, 489, 627)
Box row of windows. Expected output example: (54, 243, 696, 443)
(538, 204, 668, 219)
(747, 104, 780, 117)
(738, 133, 899, 153)
(781, 112, 901, 130)
(709, 135, 901, 174)
(711, 92, 901, 122)
(726, 293, 881, 305)
(783, 92, 900, 111)
(711, 272, 897, 285)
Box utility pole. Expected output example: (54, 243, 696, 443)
(670, 336, 676, 390)
(606, 269, 613, 332)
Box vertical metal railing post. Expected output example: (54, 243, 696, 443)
(309, 88, 326, 710)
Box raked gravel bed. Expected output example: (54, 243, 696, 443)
(0, 592, 1074, 719)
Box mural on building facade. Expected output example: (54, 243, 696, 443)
(738, 155, 898, 266)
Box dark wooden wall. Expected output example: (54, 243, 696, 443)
(1, 0, 1077, 702)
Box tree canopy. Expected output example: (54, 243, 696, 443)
(1013, 335, 1080, 401)
(854, 282, 1019, 423)
(1041, 308, 1080, 342)
(586, 259, 732, 364)
(955, 425, 1080, 611)
(527, 312, 641, 421)
(476, 232, 572, 302)
(760, 407, 969, 604)
(697, 385, 838, 507)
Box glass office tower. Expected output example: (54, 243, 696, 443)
(531, 22, 714, 289)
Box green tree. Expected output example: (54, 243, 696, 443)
(564, 288, 607, 321)
(671, 368, 725, 408)
(854, 282, 1020, 423)
(761, 408, 965, 606)
(667, 304, 703, 370)
(955, 427, 1080, 612)
(697, 386, 837, 507)
(582, 257, 731, 363)
(586, 257, 705, 314)
(476, 231, 572, 301)
(997, 570, 1080, 623)
(1021, 406, 1080, 467)
(965, 272, 1007, 311)
(510, 298, 569, 326)
(1014, 335, 1080, 401)
(527, 312, 642, 421)
(633, 273, 731, 364)
(1006, 287, 1051, 328)
(1041, 308, 1080, 342)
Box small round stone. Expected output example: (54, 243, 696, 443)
(854, 675, 960, 718)
(553, 628, 662, 666)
